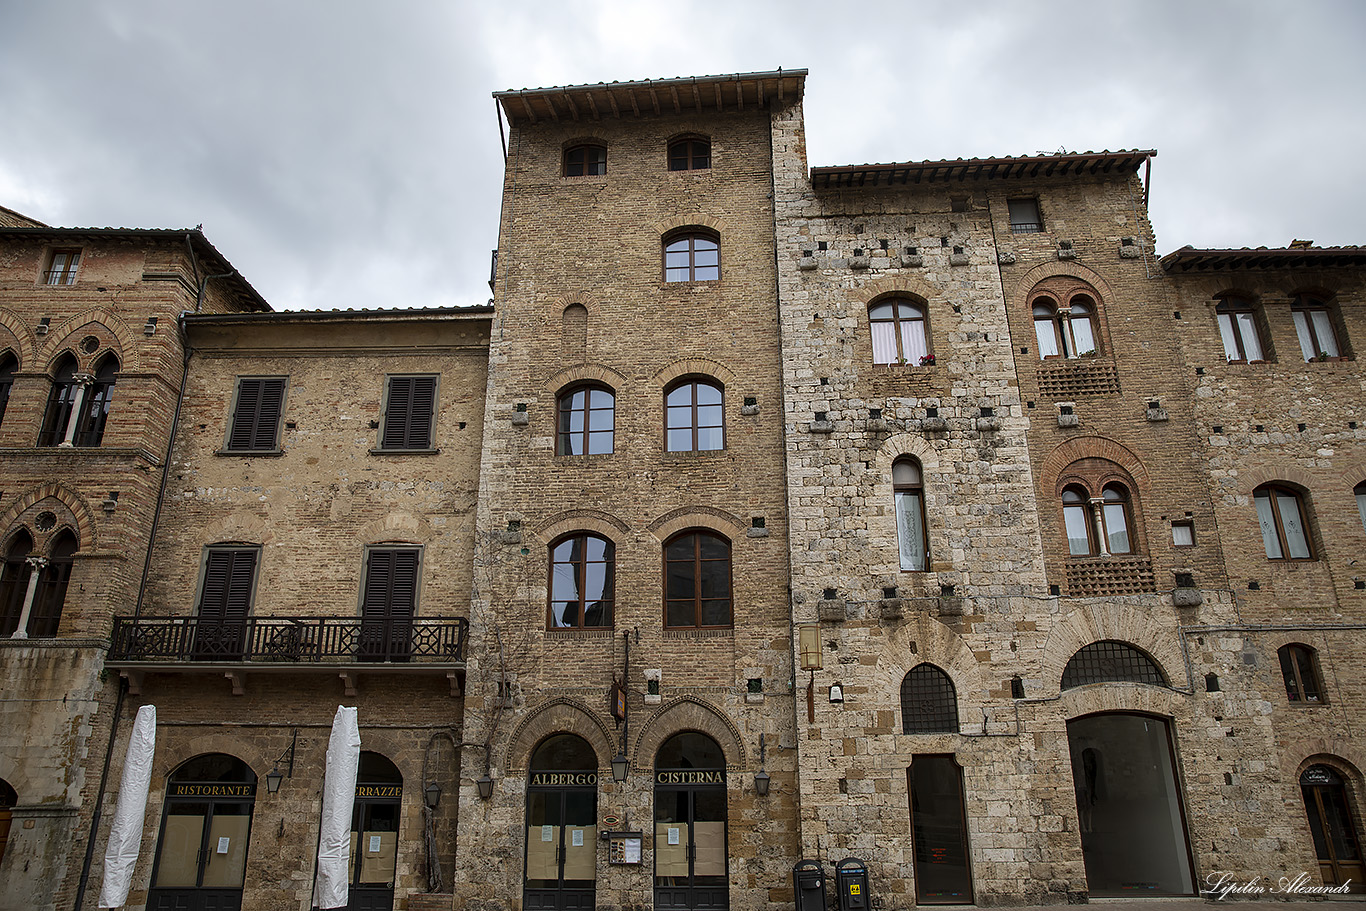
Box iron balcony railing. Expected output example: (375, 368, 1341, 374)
(109, 615, 469, 665)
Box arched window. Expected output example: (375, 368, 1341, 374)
(1100, 484, 1133, 555)
(0, 353, 16, 427)
(1292, 296, 1343, 361)
(1254, 483, 1313, 560)
(1356, 480, 1366, 537)
(564, 145, 606, 177)
(28, 530, 76, 637)
(1278, 644, 1325, 704)
(664, 531, 731, 629)
(1216, 297, 1266, 363)
(38, 353, 80, 446)
(0, 531, 34, 637)
(76, 353, 117, 446)
(557, 384, 614, 455)
(665, 378, 723, 452)
(893, 457, 928, 571)
(663, 231, 719, 282)
(1061, 640, 1167, 689)
(1033, 295, 1098, 359)
(900, 664, 958, 733)
(1062, 486, 1093, 555)
(668, 137, 710, 171)
(869, 299, 928, 365)
(549, 533, 614, 629)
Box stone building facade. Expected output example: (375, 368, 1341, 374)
(0, 68, 1361, 911)
(0, 225, 266, 911)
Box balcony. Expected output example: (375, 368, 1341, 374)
(107, 615, 469, 697)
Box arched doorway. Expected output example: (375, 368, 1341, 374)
(908, 755, 973, 904)
(654, 732, 727, 911)
(349, 751, 403, 911)
(1066, 713, 1194, 895)
(0, 779, 16, 870)
(1300, 765, 1364, 891)
(148, 754, 257, 911)
(524, 734, 598, 910)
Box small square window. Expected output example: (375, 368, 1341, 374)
(1008, 199, 1043, 234)
(379, 375, 437, 451)
(1171, 521, 1195, 547)
(44, 249, 81, 285)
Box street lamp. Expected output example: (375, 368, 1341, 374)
(424, 781, 442, 809)
(611, 752, 629, 783)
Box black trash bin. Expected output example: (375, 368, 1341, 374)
(835, 857, 870, 911)
(792, 859, 828, 911)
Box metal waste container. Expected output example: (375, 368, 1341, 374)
(792, 859, 827, 911)
(835, 857, 870, 911)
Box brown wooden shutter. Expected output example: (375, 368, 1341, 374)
(381, 377, 435, 449)
(228, 378, 285, 451)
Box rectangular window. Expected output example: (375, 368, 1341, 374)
(225, 377, 286, 452)
(1171, 521, 1195, 547)
(1007, 199, 1043, 233)
(44, 249, 81, 285)
(360, 547, 420, 661)
(379, 375, 437, 450)
(1292, 305, 1342, 361)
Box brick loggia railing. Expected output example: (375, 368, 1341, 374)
(1065, 556, 1157, 597)
(108, 615, 468, 664)
(1036, 357, 1121, 399)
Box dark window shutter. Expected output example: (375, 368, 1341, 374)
(228, 378, 285, 451)
(382, 377, 435, 449)
(200, 550, 257, 620)
(363, 549, 418, 617)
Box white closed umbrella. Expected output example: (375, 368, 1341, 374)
(315, 706, 360, 910)
(98, 704, 156, 908)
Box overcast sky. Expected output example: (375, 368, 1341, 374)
(3, 1, 1363, 312)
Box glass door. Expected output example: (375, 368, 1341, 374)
(524, 735, 598, 911)
(1301, 765, 1364, 892)
(347, 752, 403, 911)
(908, 755, 973, 904)
(654, 732, 728, 911)
(148, 755, 256, 911)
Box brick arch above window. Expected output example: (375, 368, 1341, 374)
(355, 511, 435, 546)
(1040, 436, 1150, 496)
(631, 695, 746, 771)
(1007, 260, 1119, 308)
(850, 274, 940, 306)
(543, 362, 627, 397)
(0, 316, 33, 366)
(646, 505, 744, 543)
(651, 214, 723, 237)
(197, 511, 276, 549)
(38, 312, 137, 372)
(0, 482, 99, 551)
(1028, 276, 1109, 359)
(653, 356, 736, 389)
(1240, 465, 1316, 497)
(1043, 604, 1188, 692)
(535, 509, 630, 544)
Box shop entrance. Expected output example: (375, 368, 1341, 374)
(347, 752, 402, 911)
(908, 754, 973, 904)
(1300, 765, 1364, 891)
(654, 732, 728, 911)
(524, 734, 598, 911)
(1067, 713, 1194, 896)
(147, 754, 256, 911)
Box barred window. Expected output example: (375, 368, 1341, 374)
(900, 664, 959, 733)
(1061, 640, 1167, 689)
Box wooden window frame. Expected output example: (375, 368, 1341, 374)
(668, 137, 711, 171)
(662, 530, 732, 630)
(0, 352, 16, 428)
(556, 384, 615, 456)
(1215, 298, 1268, 363)
(547, 532, 615, 629)
(665, 378, 724, 453)
(378, 375, 437, 452)
(43, 248, 81, 285)
(663, 231, 720, 283)
(225, 377, 287, 453)
(869, 298, 930, 366)
(1291, 296, 1346, 362)
(1278, 643, 1326, 705)
(1253, 483, 1315, 561)
(894, 457, 929, 571)
(1062, 485, 1096, 556)
(564, 145, 607, 177)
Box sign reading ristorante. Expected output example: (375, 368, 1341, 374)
(529, 772, 598, 787)
(169, 783, 256, 798)
(655, 770, 724, 785)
